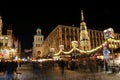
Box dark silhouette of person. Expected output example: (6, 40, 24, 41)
(0, 59, 6, 72)
(58, 59, 65, 76)
(4, 60, 17, 80)
(19, 61, 22, 67)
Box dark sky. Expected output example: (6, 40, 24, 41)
(1, 1, 120, 51)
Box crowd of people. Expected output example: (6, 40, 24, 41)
(0, 59, 21, 80)
(56, 58, 105, 73)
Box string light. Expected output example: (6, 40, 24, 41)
(54, 39, 120, 56)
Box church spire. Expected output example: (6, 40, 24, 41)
(80, 10, 91, 51)
(80, 10, 86, 30)
(81, 10, 84, 22)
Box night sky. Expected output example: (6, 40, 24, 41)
(1, 1, 120, 51)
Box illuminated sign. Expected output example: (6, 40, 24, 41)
(103, 28, 114, 40)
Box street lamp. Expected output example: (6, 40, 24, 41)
(49, 48, 55, 58)
(11, 49, 14, 60)
(108, 38, 116, 73)
(71, 41, 78, 59)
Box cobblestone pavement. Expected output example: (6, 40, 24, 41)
(0, 63, 120, 80)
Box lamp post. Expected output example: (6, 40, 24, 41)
(11, 49, 14, 60)
(49, 48, 55, 58)
(72, 41, 78, 59)
(108, 38, 116, 73)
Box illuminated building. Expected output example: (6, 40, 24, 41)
(33, 27, 44, 58)
(0, 16, 21, 59)
(33, 11, 120, 58)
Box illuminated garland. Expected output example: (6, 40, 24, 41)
(54, 39, 120, 56)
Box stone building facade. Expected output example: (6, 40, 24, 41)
(39, 24, 120, 57)
(32, 11, 120, 58)
(0, 16, 21, 59)
(33, 27, 44, 58)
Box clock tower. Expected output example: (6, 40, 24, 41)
(33, 27, 44, 58)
